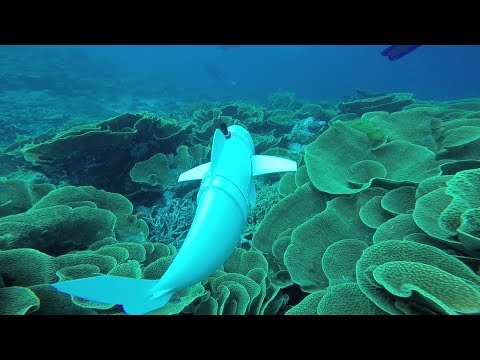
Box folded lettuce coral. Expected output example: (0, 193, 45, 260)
(356, 241, 480, 314)
(32, 185, 149, 243)
(0, 177, 54, 216)
(372, 261, 480, 314)
(129, 153, 175, 192)
(19, 113, 194, 194)
(252, 183, 331, 287)
(0, 235, 280, 315)
(284, 187, 384, 292)
(412, 169, 480, 254)
(0, 286, 40, 315)
(305, 121, 441, 195)
(0, 205, 116, 255)
(317, 283, 386, 315)
(252, 103, 480, 315)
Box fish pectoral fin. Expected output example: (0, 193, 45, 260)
(178, 162, 211, 182)
(252, 155, 298, 176)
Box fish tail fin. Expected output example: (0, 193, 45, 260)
(51, 275, 174, 315)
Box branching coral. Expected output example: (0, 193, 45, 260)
(139, 190, 197, 248)
(244, 178, 282, 239)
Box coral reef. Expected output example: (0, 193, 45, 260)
(0, 238, 283, 315)
(138, 190, 197, 248)
(1, 87, 480, 315)
(337, 92, 414, 115)
(255, 97, 480, 314)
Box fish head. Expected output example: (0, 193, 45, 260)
(227, 125, 255, 155)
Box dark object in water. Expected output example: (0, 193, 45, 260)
(381, 45, 421, 61)
(206, 63, 226, 80)
(216, 45, 241, 52)
(219, 123, 231, 138)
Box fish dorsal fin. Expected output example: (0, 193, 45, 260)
(252, 155, 297, 176)
(210, 129, 227, 174)
(178, 162, 211, 182)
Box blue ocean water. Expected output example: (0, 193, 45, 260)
(68, 45, 480, 101)
(2, 45, 480, 103)
(1, 44, 480, 316)
(1, 44, 478, 143)
(78, 45, 478, 98)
